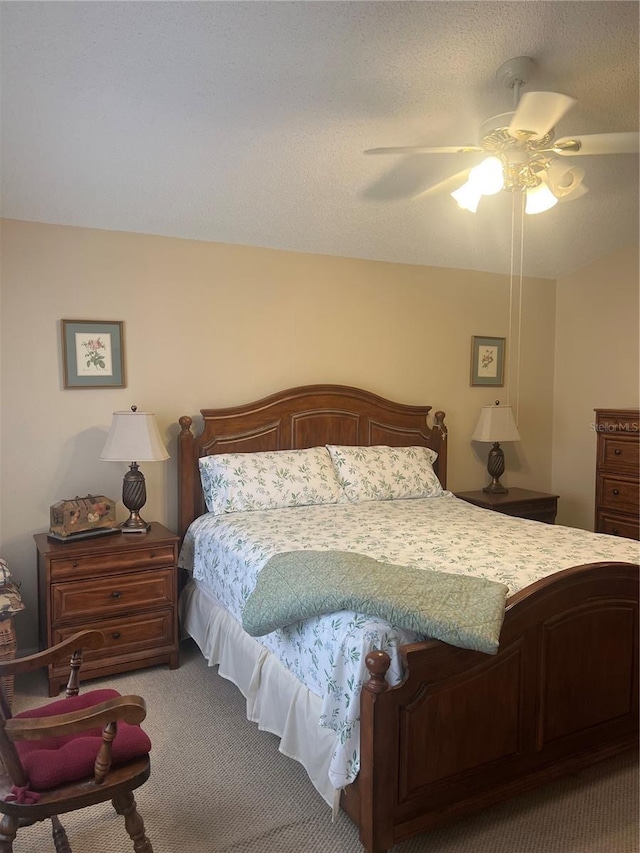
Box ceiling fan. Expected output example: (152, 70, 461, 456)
(364, 57, 639, 214)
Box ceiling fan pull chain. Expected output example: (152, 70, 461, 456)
(515, 193, 525, 426)
(507, 194, 517, 408)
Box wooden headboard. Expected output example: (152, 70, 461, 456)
(177, 384, 447, 539)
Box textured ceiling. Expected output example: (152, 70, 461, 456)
(1, 1, 638, 279)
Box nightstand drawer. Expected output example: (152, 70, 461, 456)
(596, 474, 639, 513)
(455, 489, 558, 524)
(496, 499, 557, 524)
(598, 435, 640, 473)
(53, 609, 174, 661)
(49, 544, 176, 581)
(51, 568, 174, 622)
(595, 510, 640, 541)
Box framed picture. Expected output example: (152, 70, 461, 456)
(470, 335, 505, 387)
(61, 320, 125, 389)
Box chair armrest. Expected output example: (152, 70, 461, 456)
(5, 694, 147, 742)
(0, 630, 104, 677)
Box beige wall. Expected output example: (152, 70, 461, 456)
(552, 244, 640, 529)
(1, 219, 556, 648)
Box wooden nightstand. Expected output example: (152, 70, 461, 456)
(35, 522, 180, 696)
(455, 488, 559, 524)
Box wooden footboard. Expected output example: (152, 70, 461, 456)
(342, 561, 639, 853)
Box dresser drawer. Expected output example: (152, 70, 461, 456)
(596, 510, 640, 541)
(52, 608, 174, 662)
(51, 568, 174, 623)
(597, 474, 640, 513)
(49, 544, 176, 581)
(598, 435, 640, 473)
(595, 411, 640, 433)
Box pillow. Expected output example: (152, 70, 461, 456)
(199, 447, 345, 515)
(15, 689, 151, 790)
(326, 444, 443, 503)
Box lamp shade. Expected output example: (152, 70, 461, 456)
(468, 156, 504, 195)
(525, 181, 558, 215)
(451, 180, 483, 212)
(100, 409, 169, 462)
(472, 405, 521, 443)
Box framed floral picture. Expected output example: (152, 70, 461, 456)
(470, 335, 505, 387)
(61, 320, 125, 389)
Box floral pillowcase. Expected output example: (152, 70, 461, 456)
(325, 444, 443, 503)
(199, 447, 345, 515)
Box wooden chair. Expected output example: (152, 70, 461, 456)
(0, 630, 153, 852)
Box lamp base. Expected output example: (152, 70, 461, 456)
(482, 441, 509, 495)
(120, 463, 151, 533)
(119, 512, 151, 533)
(482, 481, 509, 495)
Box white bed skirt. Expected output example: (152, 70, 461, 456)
(179, 578, 340, 808)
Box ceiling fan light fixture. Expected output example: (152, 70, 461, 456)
(451, 180, 483, 212)
(468, 156, 505, 195)
(546, 161, 585, 198)
(451, 156, 505, 211)
(525, 180, 558, 215)
(558, 182, 589, 203)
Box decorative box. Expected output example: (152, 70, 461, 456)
(50, 495, 116, 538)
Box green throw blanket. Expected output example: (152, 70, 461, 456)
(242, 551, 508, 655)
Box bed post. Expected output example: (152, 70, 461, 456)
(178, 415, 197, 541)
(358, 650, 395, 853)
(433, 410, 448, 488)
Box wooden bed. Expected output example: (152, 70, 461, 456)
(177, 384, 639, 853)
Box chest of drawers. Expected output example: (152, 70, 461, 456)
(35, 522, 180, 695)
(594, 409, 639, 540)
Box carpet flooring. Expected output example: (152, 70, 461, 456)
(10, 639, 639, 853)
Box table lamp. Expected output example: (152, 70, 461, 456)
(100, 406, 169, 532)
(471, 402, 521, 494)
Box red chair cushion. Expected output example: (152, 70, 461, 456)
(13, 689, 151, 791)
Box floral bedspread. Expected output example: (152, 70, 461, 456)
(178, 494, 640, 789)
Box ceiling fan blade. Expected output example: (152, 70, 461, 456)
(414, 169, 471, 199)
(364, 145, 482, 155)
(509, 91, 577, 140)
(361, 156, 469, 202)
(552, 131, 639, 156)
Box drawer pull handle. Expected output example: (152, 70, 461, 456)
(112, 631, 121, 640)
(611, 527, 619, 534)
(612, 489, 620, 496)
(614, 449, 622, 455)
(72, 562, 78, 568)
(111, 591, 122, 599)
(150, 551, 156, 558)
